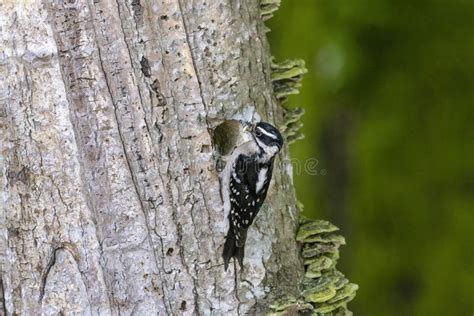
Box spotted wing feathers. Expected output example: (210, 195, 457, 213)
(223, 154, 274, 270)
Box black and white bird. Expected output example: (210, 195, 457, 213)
(221, 120, 284, 270)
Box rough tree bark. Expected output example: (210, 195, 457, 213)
(0, 0, 303, 314)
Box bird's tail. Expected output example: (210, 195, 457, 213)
(222, 227, 245, 271)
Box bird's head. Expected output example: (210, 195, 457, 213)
(240, 120, 283, 158)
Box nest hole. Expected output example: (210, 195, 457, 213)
(211, 120, 242, 156)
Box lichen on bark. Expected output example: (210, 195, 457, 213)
(263, 2, 358, 315)
(1, 0, 303, 314)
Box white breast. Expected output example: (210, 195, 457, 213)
(221, 140, 260, 216)
(256, 167, 268, 193)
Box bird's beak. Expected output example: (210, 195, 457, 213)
(239, 120, 253, 132)
(239, 120, 255, 143)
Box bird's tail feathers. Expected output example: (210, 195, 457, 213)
(222, 227, 246, 271)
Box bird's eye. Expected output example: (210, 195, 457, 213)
(255, 130, 262, 137)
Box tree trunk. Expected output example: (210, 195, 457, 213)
(0, 0, 302, 314)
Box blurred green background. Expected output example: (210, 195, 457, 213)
(268, 1, 474, 315)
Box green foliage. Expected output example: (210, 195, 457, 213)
(268, 0, 474, 315)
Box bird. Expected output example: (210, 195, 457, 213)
(221, 120, 284, 270)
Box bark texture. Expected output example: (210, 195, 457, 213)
(0, 0, 303, 314)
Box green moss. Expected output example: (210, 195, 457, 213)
(268, 218, 357, 315)
(280, 107, 305, 144)
(297, 220, 339, 241)
(260, 0, 281, 21)
(269, 296, 297, 311)
(271, 58, 307, 101)
(268, 296, 314, 315)
(271, 59, 307, 81)
(263, 2, 357, 315)
(268, 57, 307, 144)
(305, 256, 335, 276)
(313, 299, 352, 314)
(302, 248, 339, 265)
(304, 286, 337, 304)
(328, 283, 359, 304)
(304, 234, 346, 245)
